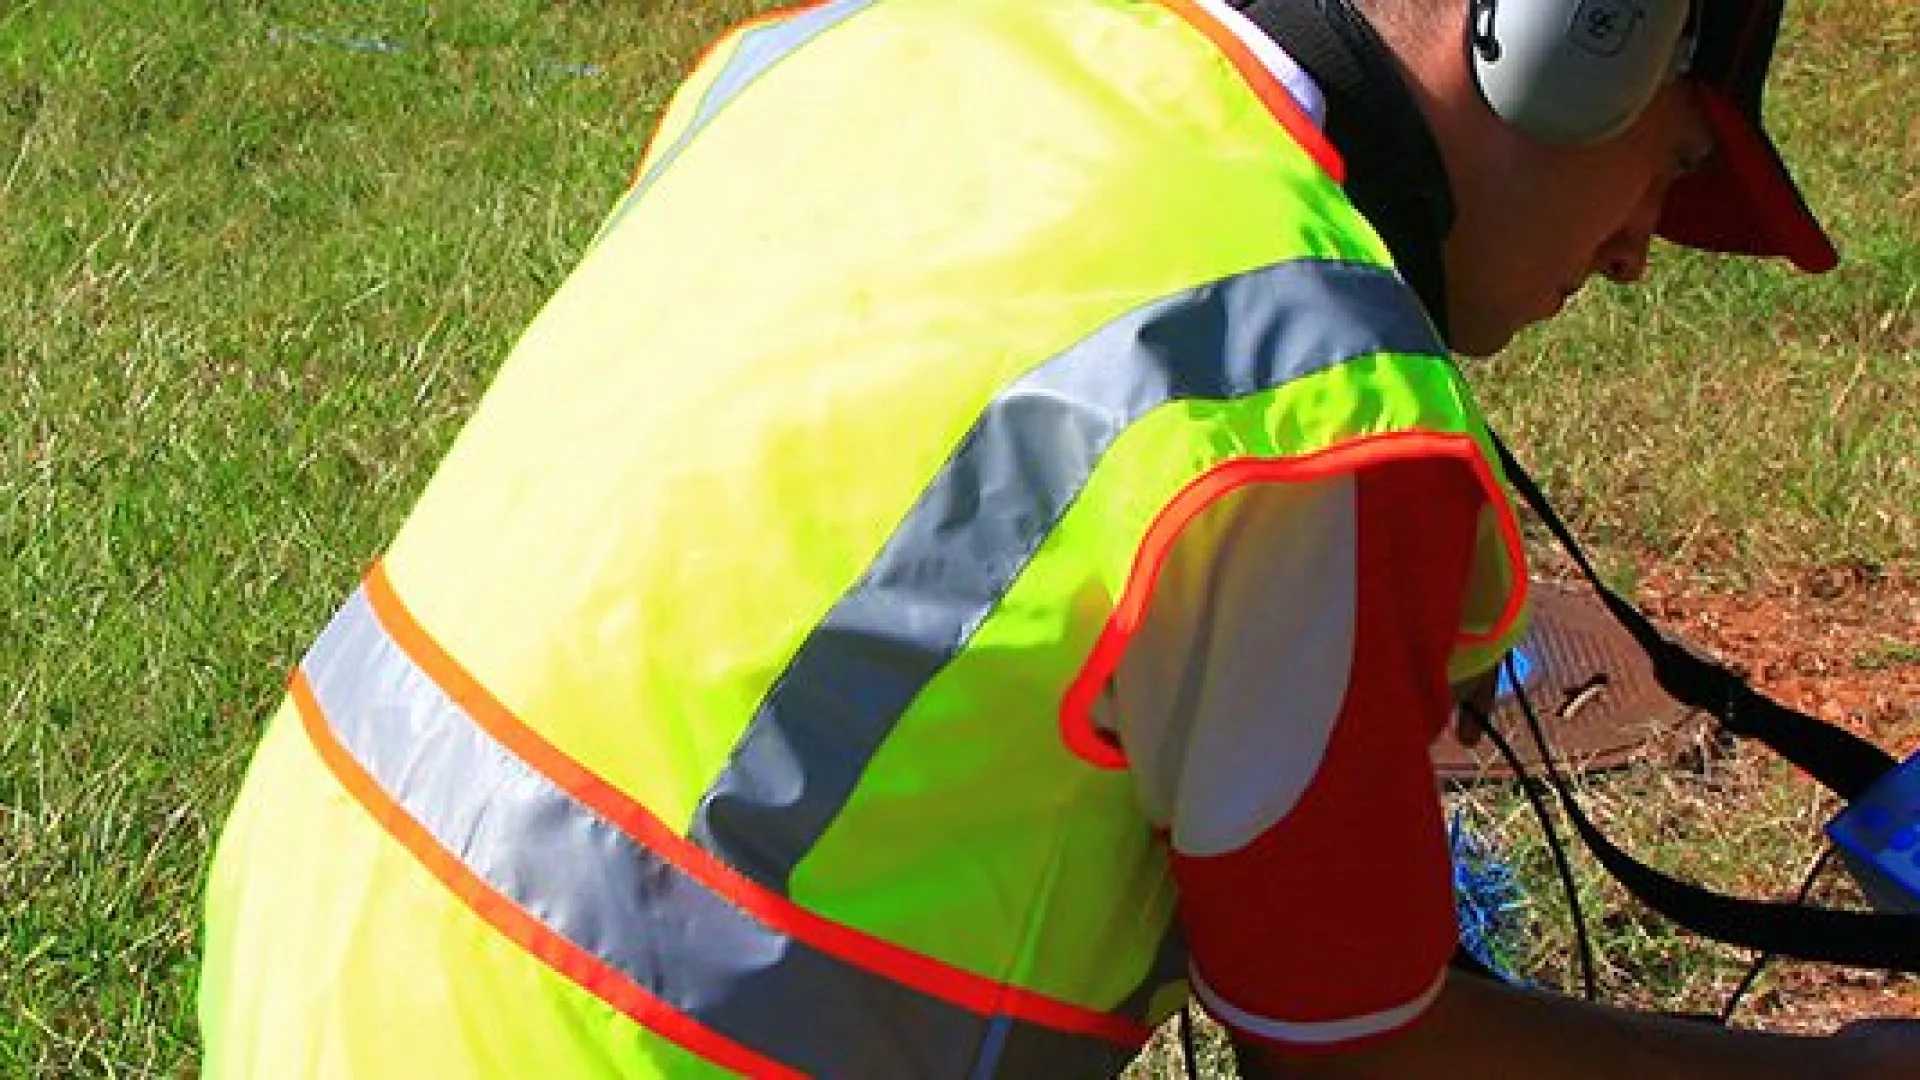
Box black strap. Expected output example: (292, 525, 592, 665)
(1547, 769, 1920, 971)
(1493, 430, 1920, 972)
(1493, 431, 1897, 798)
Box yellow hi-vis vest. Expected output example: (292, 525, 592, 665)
(199, 0, 1530, 1075)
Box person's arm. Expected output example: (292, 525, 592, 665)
(1103, 456, 1487, 1050)
(1234, 966, 1920, 1079)
(1102, 454, 1920, 1077)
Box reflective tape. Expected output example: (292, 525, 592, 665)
(693, 258, 1445, 889)
(301, 581, 1139, 1077)
(597, 0, 876, 241)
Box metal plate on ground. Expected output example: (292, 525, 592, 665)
(1431, 581, 1716, 781)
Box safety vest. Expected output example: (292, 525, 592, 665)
(199, 0, 1529, 1076)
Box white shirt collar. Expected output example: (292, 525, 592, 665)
(1189, 0, 1328, 127)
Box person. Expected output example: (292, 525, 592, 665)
(196, 0, 1918, 1076)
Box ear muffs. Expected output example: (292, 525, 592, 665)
(1468, 0, 1694, 145)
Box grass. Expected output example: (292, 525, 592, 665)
(1478, 0, 1920, 578)
(1446, 747, 1857, 1012)
(1, 1, 766, 1074)
(2, 0, 1915, 1076)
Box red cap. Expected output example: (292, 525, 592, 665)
(1657, 0, 1838, 273)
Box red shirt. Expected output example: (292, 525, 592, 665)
(1096, 456, 1488, 1049)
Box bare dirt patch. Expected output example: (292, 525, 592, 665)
(1630, 562, 1920, 1032)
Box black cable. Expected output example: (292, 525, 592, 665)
(1503, 654, 1602, 1002)
(1178, 1003, 1200, 1080)
(1493, 654, 1887, 1027)
(1717, 847, 1836, 1025)
(1457, 668, 1599, 1002)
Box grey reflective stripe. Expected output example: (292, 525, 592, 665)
(693, 258, 1445, 889)
(303, 588, 1133, 1079)
(594, 0, 875, 243)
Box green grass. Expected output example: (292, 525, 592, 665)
(2, 1, 1914, 1076)
(1, 1, 765, 1074)
(1480, 0, 1920, 577)
(1443, 748, 1862, 1015)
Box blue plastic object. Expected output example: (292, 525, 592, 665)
(1826, 749, 1920, 915)
(1493, 647, 1536, 700)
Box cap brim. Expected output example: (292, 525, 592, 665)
(1656, 85, 1838, 273)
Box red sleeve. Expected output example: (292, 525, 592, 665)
(1173, 456, 1486, 1051)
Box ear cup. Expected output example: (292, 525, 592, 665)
(1469, 0, 1692, 145)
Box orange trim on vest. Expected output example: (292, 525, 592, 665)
(1059, 430, 1529, 768)
(290, 672, 803, 1079)
(1157, 0, 1347, 184)
(331, 563, 1153, 1047)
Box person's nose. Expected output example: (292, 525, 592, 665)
(1595, 183, 1669, 285)
(1596, 230, 1652, 284)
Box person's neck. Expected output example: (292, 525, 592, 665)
(1232, 0, 1458, 343)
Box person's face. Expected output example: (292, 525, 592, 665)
(1441, 81, 1718, 357)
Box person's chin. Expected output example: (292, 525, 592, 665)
(1449, 323, 1519, 359)
(1444, 300, 1537, 358)
(1479, 295, 1570, 355)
